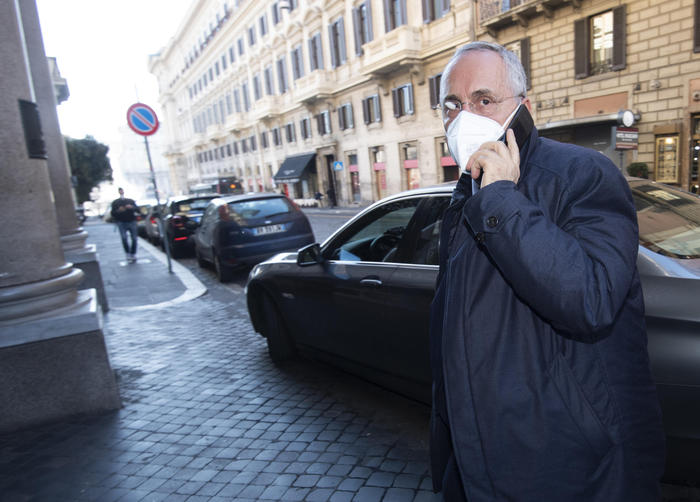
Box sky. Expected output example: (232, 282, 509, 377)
(35, 0, 193, 181)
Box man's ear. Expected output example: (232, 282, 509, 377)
(523, 98, 533, 113)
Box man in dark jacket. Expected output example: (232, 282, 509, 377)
(430, 41, 665, 501)
(110, 187, 139, 263)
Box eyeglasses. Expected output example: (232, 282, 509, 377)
(441, 94, 522, 119)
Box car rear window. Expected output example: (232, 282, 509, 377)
(173, 198, 213, 212)
(630, 180, 700, 259)
(227, 197, 293, 224)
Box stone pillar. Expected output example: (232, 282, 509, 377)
(18, 0, 109, 311)
(0, 0, 120, 433)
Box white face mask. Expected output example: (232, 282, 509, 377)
(446, 105, 520, 173)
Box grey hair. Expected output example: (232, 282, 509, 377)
(439, 41, 527, 106)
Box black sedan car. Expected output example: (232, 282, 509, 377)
(160, 194, 220, 257)
(193, 193, 314, 282)
(246, 178, 700, 483)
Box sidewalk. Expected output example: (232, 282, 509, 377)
(85, 221, 205, 310)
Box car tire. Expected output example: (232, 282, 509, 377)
(261, 293, 296, 363)
(195, 248, 207, 268)
(214, 253, 233, 282)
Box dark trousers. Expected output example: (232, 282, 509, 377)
(117, 221, 138, 255)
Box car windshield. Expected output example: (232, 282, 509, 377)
(174, 198, 213, 212)
(630, 180, 700, 259)
(227, 197, 293, 224)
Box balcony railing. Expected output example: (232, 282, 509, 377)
(360, 25, 422, 77)
(479, 0, 572, 33)
(294, 70, 335, 106)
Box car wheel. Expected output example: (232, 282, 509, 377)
(261, 293, 296, 363)
(195, 248, 207, 268)
(214, 253, 233, 282)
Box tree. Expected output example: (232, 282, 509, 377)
(65, 135, 113, 204)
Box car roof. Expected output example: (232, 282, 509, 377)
(168, 194, 220, 204)
(211, 192, 289, 205)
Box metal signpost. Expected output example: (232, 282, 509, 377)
(126, 103, 172, 273)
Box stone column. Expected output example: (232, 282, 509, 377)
(0, 0, 120, 433)
(19, 0, 108, 311)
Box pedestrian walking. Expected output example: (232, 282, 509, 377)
(430, 41, 665, 501)
(110, 187, 139, 263)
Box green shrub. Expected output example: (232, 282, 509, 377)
(627, 162, 649, 179)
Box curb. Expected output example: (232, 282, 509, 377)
(111, 238, 207, 312)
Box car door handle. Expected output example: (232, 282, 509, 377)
(360, 277, 382, 287)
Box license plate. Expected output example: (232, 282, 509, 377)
(254, 223, 284, 235)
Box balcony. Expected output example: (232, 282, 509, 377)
(225, 112, 248, 133)
(360, 25, 422, 77)
(251, 95, 281, 123)
(479, 0, 575, 35)
(295, 70, 335, 106)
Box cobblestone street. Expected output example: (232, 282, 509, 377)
(0, 220, 697, 502)
(0, 222, 437, 502)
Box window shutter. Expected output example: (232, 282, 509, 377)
(374, 96, 382, 122)
(612, 5, 626, 71)
(695, 0, 700, 52)
(316, 34, 324, 69)
(329, 24, 338, 68)
(407, 84, 414, 114)
(316, 114, 323, 135)
(574, 18, 589, 79)
(339, 17, 347, 64)
(428, 75, 439, 108)
(441, 0, 450, 15)
(384, 0, 391, 33)
(308, 38, 316, 71)
(366, 1, 374, 41)
(348, 104, 354, 128)
(422, 0, 431, 23)
(520, 37, 531, 90)
(353, 7, 363, 56)
(399, 0, 407, 26)
(338, 106, 345, 130)
(392, 88, 400, 117)
(362, 97, 370, 124)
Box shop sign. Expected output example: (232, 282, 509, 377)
(615, 127, 639, 150)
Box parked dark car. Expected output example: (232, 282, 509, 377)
(136, 199, 157, 238)
(246, 178, 700, 484)
(194, 193, 314, 282)
(143, 204, 165, 245)
(160, 194, 220, 257)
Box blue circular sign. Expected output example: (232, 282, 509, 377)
(126, 103, 159, 136)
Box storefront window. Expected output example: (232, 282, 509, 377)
(691, 116, 700, 191)
(401, 142, 419, 190)
(438, 140, 458, 182)
(372, 146, 386, 200)
(347, 153, 361, 203)
(655, 135, 679, 184)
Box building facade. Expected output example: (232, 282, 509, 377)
(479, 0, 700, 192)
(150, 0, 700, 206)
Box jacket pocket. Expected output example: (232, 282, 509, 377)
(548, 353, 613, 459)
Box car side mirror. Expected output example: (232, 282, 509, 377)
(297, 243, 323, 267)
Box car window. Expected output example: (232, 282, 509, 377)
(630, 180, 700, 259)
(325, 198, 420, 263)
(227, 198, 293, 224)
(174, 198, 213, 213)
(399, 196, 451, 265)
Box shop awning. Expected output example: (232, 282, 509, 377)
(273, 153, 316, 183)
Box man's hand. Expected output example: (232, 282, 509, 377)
(466, 129, 520, 188)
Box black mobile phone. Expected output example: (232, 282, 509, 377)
(498, 104, 534, 147)
(476, 105, 534, 186)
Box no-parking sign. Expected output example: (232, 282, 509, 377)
(126, 103, 159, 136)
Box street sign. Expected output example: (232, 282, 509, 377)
(333, 161, 344, 171)
(126, 103, 159, 136)
(615, 127, 639, 150)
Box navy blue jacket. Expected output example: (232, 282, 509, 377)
(430, 128, 665, 501)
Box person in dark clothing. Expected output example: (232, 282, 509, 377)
(110, 187, 139, 263)
(430, 41, 665, 501)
